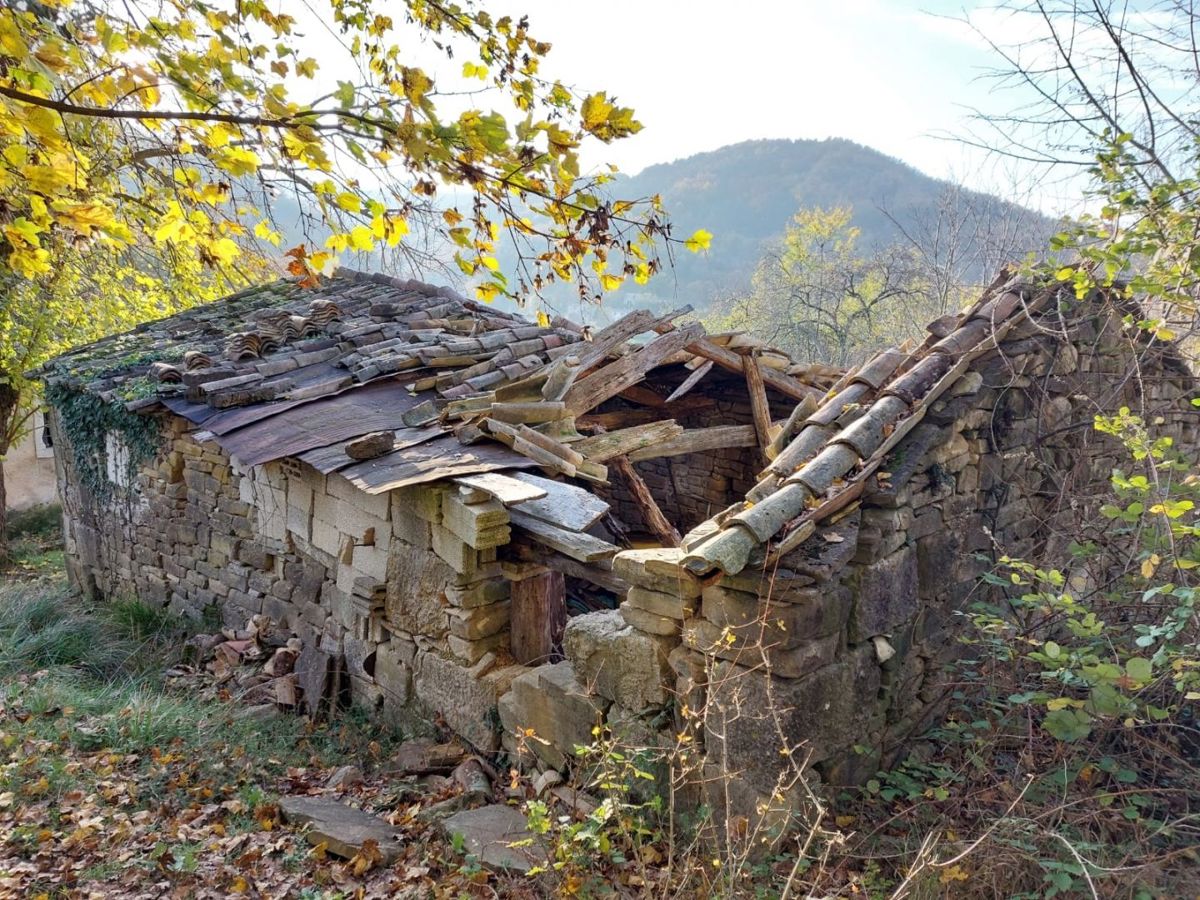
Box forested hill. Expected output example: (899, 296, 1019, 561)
(607, 137, 1055, 312)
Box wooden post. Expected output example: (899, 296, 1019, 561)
(744, 351, 773, 466)
(510, 570, 567, 665)
(610, 454, 682, 547)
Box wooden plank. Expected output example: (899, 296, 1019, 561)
(665, 360, 713, 402)
(564, 322, 705, 415)
(628, 424, 757, 461)
(508, 540, 629, 594)
(572, 420, 684, 462)
(340, 435, 537, 494)
(618, 384, 667, 407)
(507, 472, 610, 531)
(453, 472, 548, 506)
(610, 455, 681, 546)
(510, 571, 567, 665)
(685, 338, 820, 403)
(572, 306, 694, 372)
(489, 401, 567, 424)
(509, 510, 619, 562)
(744, 352, 773, 464)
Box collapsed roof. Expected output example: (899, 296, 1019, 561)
(37, 269, 838, 533)
(40, 267, 1184, 584)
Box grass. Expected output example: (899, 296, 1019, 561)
(0, 569, 422, 897)
(2, 502, 65, 579)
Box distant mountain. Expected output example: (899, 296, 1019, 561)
(257, 137, 1056, 325)
(602, 138, 1056, 314)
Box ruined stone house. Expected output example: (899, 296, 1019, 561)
(36, 269, 1197, 813)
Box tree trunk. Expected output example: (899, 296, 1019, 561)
(0, 381, 16, 562)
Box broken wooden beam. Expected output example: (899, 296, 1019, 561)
(572, 420, 684, 462)
(610, 454, 682, 547)
(665, 360, 713, 402)
(509, 510, 619, 562)
(507, 540, 629, 594)
(627, 424, 757, 462)
(744, 351, 773, 465)
(685, 338, 820, 403)
(563, 322, 705, 415)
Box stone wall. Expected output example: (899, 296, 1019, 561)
(497, 305, 1198, 812)
(48, 301, 1198, 821)
(50, 415, 527, 749)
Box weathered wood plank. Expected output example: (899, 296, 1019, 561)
(564, 322, 705, 415)
(507, 472, 610, 531)
(453, 472, 548, 506)
(510, 571, 567, 665)
(744, 352, 773, 463)
(509, 510, 618, 562)
(685, 338, 820, 403)
(627, 424, 757, 461)
(665, 360, 713, 402)
(610, 455, 681, 546)
(572, 420, 684, 462)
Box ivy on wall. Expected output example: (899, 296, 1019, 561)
(44, 383, 161, 501)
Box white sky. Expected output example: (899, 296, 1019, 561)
(505, 0, 1073, 211)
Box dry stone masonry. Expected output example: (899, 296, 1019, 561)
(38, 269, 1197, 819)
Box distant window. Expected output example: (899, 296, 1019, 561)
(33, 410, 53, 459)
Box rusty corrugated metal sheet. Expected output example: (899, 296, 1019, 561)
(341, 435, 536, 494)
(297, 426, 442, 474)
(212, 379, 425, 467)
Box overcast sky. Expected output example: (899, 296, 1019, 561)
(499, 0, 1073, 212)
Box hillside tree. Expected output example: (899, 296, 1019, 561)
(0, 0, 695, 556)
(707, 206, 934, 367)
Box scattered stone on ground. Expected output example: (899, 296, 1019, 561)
(388, 738, 468, 774)
(279, 795, 403, 863)
(441, 804, 546, 873)
(325, 764, 365, 790)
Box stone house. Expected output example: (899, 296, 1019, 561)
(37, 269, 1196, 813)
(4, 407, 57, 512)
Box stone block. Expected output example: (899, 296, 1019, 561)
(611, 549, 701, 598)
(448, 631, 510, 665)
(350, 542, 389, 582)
(497, 661, 609, 769)
(849, 545, 918, 641)
(327, 473, 390, 520)
(683, 618, 839, 679)
(395, 484, 445, 524)
(446, 578, 510, 609)
(385, 538, 452, 638)
(441, 493, 510, 549)
(702, 583, 849, 644)
(447, 599, 511, 640)
(311, 518, 344, 558)
(334, 504, 389, 549)
(413, 652, 524, 751)
(705, 645, 881, 794)
(619, 603, 681, 636)
(391, 507, 432, 549)
(563, 610, 673, 710)
(624, 586, 696, 619)
(431, 523, 479, 575)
